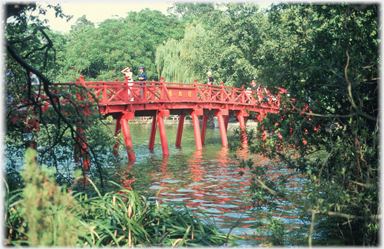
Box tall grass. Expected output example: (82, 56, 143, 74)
(4, 148, 240, 247)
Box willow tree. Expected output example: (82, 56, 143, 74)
(155, 23, 208, 83)
(156, 3, 265, 87)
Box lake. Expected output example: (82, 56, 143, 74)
(110, 120, 343, 246)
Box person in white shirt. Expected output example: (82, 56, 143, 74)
(121, 66, 134, 100)
(29, 71, 40, 85)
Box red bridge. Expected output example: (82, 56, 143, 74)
(21, 76, 285, 164)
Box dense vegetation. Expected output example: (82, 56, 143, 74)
(4, 2, 379, 246)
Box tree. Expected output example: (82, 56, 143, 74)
(156, 3, 264, 87)
(242, 3, 379, 245)
(167, 2, 215, 19)
(4, 3, 116, 189)
(58, 9, 185, 82)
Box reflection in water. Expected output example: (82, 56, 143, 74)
(114, 123, 336, 246)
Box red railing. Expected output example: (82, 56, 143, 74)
(67, 76, 284, 110)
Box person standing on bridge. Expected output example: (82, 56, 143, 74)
(121, 66, 133, 82)
(29, 71, 41, 98)
(137, 65, 147, 99)
(121, 66, 134, 100)
(29, 71, 40, 86)
(250, 79, 258, 91)
(206, 71, 214, 85)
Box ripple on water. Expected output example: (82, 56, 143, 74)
(202, 207, 223, 214)
(214, 204, 239, 209)
(162, 180, 181, 183)
(149, 185, 167, 190)
(165, 198, 191, 202)
(191, 199, 211, 203)
(176, 188, 196, 193)
(189, 182, 203, 186)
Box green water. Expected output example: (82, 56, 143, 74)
(111, 121, 343, 246)
(4, 120, 343, 246)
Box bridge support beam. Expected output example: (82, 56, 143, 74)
(113, 114, 122, 156)
(120, 112, 136, 161)
(201, 115, 209, 145)
(148, 113, 157, 150)
(74, 122, 90, 170)
(157, 110, 170, 156)
(214, 109, 228, 148)
(224, 116, 230, 132)
(25, 118, 40, 151)
(190, 109, 203, 151)
(236, 110, 249, 148)
(175, 115, 185, 147)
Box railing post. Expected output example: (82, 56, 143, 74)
(103, 82, 107, 105)
(220, 82, 224, 102)
(143, 82, 147, 101)
(124, 76, 129, 101)
(194, 79, 198, 101)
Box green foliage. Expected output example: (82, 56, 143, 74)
(167, 2, 216, 19)
(156, 3, 265, 87)
(57, 9, 185, 82)
(236, 3, 379, 246)
(5, 148, 85, 246)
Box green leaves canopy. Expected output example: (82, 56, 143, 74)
(58, 9, 184, 82)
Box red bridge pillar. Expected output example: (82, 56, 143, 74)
(190, 109, 203, 151)
(214, 109, 229, 148)
(224, 116, 230, 133)
(25, 118, 40, 150)
(175, 115, 185, 147)
(201, 115, 209, 145)
(157, 110, 170, 156)
(148, 113, 157, 150)
(120, 112, 136, 161)
(236, 110, 249, 148)
(113, 114, 122, 156)
(74, 89, 90, 169)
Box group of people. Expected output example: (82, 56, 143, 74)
(121, 65, 147, 99)
(120, 66, 270, 102)
(120, 65, 148, 82)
